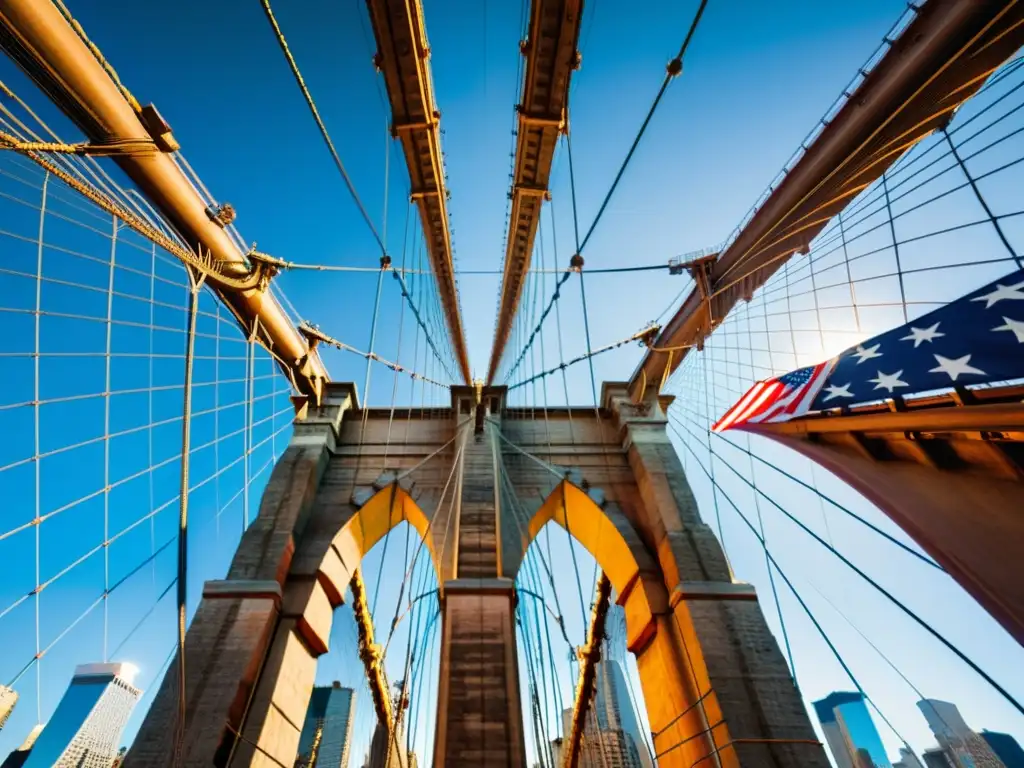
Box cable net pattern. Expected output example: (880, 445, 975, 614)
(664, 53, 1024, 747)
(0, 150, 294, 754)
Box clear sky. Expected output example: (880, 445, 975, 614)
(0, 0, 1022, 765)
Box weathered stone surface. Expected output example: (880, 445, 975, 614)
(128, 383, 827, 768)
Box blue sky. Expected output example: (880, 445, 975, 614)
(0, 0, 1022, 765)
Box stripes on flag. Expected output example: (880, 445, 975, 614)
(712, 360, 835, 433)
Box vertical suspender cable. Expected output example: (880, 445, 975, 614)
(880, 173, 909, 322)
(174, 268, 205, 764)
(101, 212, 117, 662)
(33, 171, 48, 726)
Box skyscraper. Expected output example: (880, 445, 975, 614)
(558, 656, 647, 768)
(893, 747, 926, 768)
(295, 682, 357, 767)
(918, 700, 1004, 768)
(592, 659, 650, 768)
(981, 730, 1024, 768)
(0, 687, 17, 732)
(813, 692, 891, 768)
(922, 749, 954, 768)
(23, 663, 141, 768)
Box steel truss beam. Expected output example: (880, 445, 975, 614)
(0, 0, 330, 401)
(486, 0, 583, 384)
(365, 0, 471, 384)
(629, 0, 1024, 398)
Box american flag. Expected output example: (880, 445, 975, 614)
(712, 267, 1024, 433)
(712, 360, 834, 432)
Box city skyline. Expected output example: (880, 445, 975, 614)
(813, 691, 1024, 768)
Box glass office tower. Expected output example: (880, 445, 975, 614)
(918, 700, 1004, 768)
(813, 692, 891, 768)
(23, 663, 141, 768)
(295, 682, 357, 767)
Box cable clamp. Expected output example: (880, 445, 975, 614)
(569, 253, 584, 272)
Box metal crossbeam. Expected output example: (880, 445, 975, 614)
(486, 0, 583, 384)
(365, 0, 471, 384)
(0, 0, 330, 401)
(628, 0, 1024, 399)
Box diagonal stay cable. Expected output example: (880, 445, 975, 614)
(673, 425, 921, 757)
(667, 414, 1024, 717)
(259, 0, 386, 254)
(508, 325, 657, 391)
(681, 413, 943, 571)
(499, 3, 708, 381)
(502, 268, 574, 383)
(392, 269, 457, 382)
(299, 322, 448, 388)
(576, 0, 708, 253)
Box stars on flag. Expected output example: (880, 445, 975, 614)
(970, 278, 1024, 309)
(712, 268, 1024, 432)
(851, 343, 882, 364)
(900, 322, 944, 347)
(868, 369, 908, 393)
(822, 383, 853, 401)
(992, 316, 1024, 342)
(928, 354, 986, 381)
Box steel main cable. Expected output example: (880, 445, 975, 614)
(575, 0, 709, 254)
(713, 7, 1019, 294)
(259, 0, 387, 256)
(298, 323, 448, 388)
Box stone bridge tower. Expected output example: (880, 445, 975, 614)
(126, 381, 829, 768)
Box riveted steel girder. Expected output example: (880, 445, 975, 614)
(365, 0, 471, 384)
(486, 0, 583, 384)
(0, 0, 330, 401)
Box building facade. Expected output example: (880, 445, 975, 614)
(23, 663, 140, 768)
(814, 692, 891, 768)
(918, 700, 1004, 768)
(922, 748, 955, 768)
(559, 658, 648, 768)
(981, 731, 1024, 768)
(592, 653, 651, 768)
(893, 746, 926, 768)
(0, 687, 17, 732)
(295, 683, 357, 767)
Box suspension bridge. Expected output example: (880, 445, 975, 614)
(0, 0, 1022, 766)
